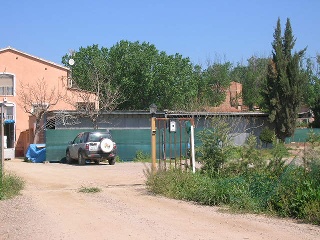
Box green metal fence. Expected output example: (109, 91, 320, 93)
(45, 128, 152, 162)
(45, 127, 320, 162)
(285, 128, 320, 143)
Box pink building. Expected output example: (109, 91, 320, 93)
(0, 47, 95, 157)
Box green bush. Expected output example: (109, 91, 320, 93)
(267, 166, 320, 221)
(259, 127, 274, 147)
(267, 138, 288, 177)
(197, 117, 234, 177)
(228, 135, 266, 175)
(304, 200, 320, 225)
(133, 150, 151, 162)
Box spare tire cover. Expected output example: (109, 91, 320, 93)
(100, 138, 114, 153)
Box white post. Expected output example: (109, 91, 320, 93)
(1, 103, 3, 181)
(190, 125, 196, 173)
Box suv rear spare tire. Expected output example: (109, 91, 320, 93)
(100, 138, 114, 153)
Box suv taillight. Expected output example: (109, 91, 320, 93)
(85, 144, 89, 150)
(113, 143, 117, 149)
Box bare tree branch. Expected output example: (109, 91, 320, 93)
(62, 68, 124, 129)
(17, 78, 63, 143)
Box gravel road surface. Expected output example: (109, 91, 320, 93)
(1, 159, 319, 240)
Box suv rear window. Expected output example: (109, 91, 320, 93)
(88, 132, 112, 142)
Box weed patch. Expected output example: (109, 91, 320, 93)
(78, 186, 102, 193)
(0, 171, 25, 200)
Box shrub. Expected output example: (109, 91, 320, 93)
(267, 138, 288, 177)
(259, 127, 274, 147)
(237, 134, 266, 174)
(197, 117, 234, 177)
(304, 199, 320, 225)
(267, 165, 320, 219)
(0, 171, 25, 200)
(133, 150, 151, 162)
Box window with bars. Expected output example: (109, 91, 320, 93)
(0, 74, 14, 96)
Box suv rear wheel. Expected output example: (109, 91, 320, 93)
(108, 158, 115, 165)
(78, 152, 86, 165)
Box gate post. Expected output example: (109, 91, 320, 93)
(150, 104, 157, 172)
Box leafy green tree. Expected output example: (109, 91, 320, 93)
(232, 57, 269, 111)
(62, 44, 122, 128)
(264, 18, 307, 141)
(150, 52, 198, 110)
(305, 55, 320, 127)
(190, 64, 207, 110)
(63, 41, 253, 112)
(108, 40, 198, 110)
(243, 57, 269, 110)
(302, 58, 316, 106)
(230, 63, 247, 84)
(62, 44, 109, 91)
(107, 40, 159, 110)
(200, 62, 233, 107)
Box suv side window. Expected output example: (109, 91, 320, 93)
(74, 133, 83, 144)
(81, 132, 88, 143)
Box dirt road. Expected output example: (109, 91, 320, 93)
(1, 159, 319, 240)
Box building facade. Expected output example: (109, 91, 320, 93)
(0, 47, 96, 157)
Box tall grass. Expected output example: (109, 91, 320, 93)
(0, 170, 25, 200)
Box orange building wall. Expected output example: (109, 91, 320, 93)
(0, 47, 84, 156)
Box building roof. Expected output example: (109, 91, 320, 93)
(47, 109, 269, 117)
(0, 46, 70, 71)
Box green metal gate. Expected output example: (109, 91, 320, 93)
(155, 118, 194, 170)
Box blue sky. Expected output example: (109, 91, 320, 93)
(1, 0, 319, 66)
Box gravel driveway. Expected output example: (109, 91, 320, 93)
(1, 159, 319, 240)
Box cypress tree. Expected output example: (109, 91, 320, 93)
(265, 18, 307, 142)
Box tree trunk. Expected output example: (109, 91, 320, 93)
(33, 120, 41, 144)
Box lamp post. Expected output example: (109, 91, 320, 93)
(68, 58, 75, 88)
(149, 103, 157, 172)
